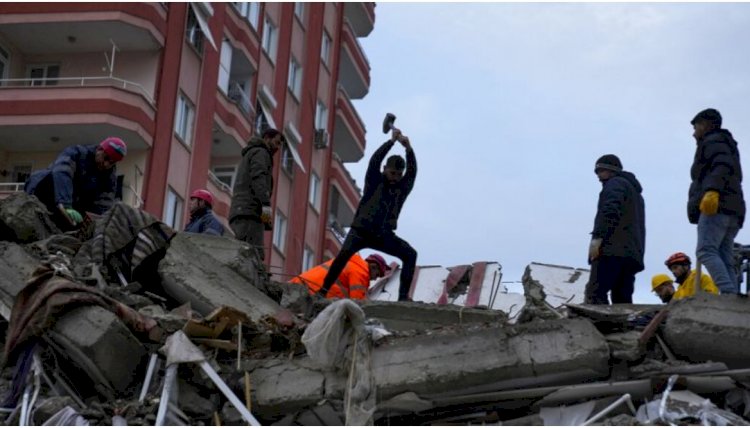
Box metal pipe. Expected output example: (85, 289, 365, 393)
(19, 382, 31, 426)
(139, 354, 159, 402)
(199, 361, 261, 426)
(155, 364, 178, 426)
(582, 393, 637, 426)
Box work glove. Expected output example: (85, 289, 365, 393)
(699, 190, 720, 215)
(588, 238, 602, 262)
(59, 205, 83, 225)
(261, 205, 273, 230)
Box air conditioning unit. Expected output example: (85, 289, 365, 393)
(314, 128, 329, 149)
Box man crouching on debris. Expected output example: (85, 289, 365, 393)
(24, 137, 127, 230)
(292, 253, 390, 299)
(587, 154, 646, 304)
(664, 252, 718, 299)
(317, 129, 418, 302)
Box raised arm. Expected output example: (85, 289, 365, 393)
(365, 138, 396, 186)
(401, 136, 417, 194)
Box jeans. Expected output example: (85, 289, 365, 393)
(697, 213, 740, 294)
(321, 228, 417, 301)
(591, 256, 637, 305)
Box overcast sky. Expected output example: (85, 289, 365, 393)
(348, 3, 750, 304)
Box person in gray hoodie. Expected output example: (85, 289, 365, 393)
(586, 154, 646, 304)
(229, 128, 284, 260)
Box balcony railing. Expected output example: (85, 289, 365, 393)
(0, 76, 155, 104)
(208, 170, 233, 195)
(227, 82, 254, 122)
(0, 182, 24, 193)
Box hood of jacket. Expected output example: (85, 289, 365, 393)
(613, 170, 643, 194)
(242, 136, 267, 156)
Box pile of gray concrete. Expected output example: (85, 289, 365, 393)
(2, 193, 750, 426)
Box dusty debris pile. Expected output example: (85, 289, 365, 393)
(2, 193, 750, 425)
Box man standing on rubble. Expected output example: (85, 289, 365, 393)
(664, 252, 718, 299)
(316, 128, 418, 302)
(688, 108, 745, 294)
(587, 154, 646, 304)
(24, 137, 127, 230)
(291, 253, 390, 299)
(184, 189, 225, 236)
(229, 129, 284, 260)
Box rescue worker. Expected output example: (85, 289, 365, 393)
(291, 253, 390, 299)
(587, 154, 646, 305)
(651, 273, 676, 303)
(229, 128, 284, 260)
(688, 108, 745, 294)
(316, 128, 417, 302)
(664, 252, 719, 299)
(184, 189, 225, 236)
(25, 137, 127, 230)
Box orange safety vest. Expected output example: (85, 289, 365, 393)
(290, 253, 370, 299)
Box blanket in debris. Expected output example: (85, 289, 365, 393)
(74, 202, 175, 277)
(3, 265, 157, 367)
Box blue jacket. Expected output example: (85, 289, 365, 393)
(25, 144, 116, 214)
(184, 208, 225, 236)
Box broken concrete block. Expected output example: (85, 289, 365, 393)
(523, 262, 590, 309)
(243, 358, 328, 417)
(663, 294, 750, 368)
(605, 330, 645, 362)
(158, 233, 282, 320)
(0, 193, 60, 243)
(178, 378, 219, 417)
(360, 300, 507, 332)
(0, 242, 41, 320)
(46, 305, 147, 398)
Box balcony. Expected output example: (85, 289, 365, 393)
(0, 3, 166, 53)
(0, 78, 157, 153)
(225, 3, 262, 61)
(338, 19, 370, 100)
(206, 170, 232, 221)
(344, 3, 375, 37)
(0, 182, 24, 200)
(329, 154, 361, 216)
(215, 84, 254, 147)
(333, 85, 366, 163)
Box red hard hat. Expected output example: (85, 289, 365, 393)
(365, 254, 390, 275)
(190, 189, 213, 206)
(665, 252, 691, 267)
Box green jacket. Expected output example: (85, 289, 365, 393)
(229, 137, 273, 221)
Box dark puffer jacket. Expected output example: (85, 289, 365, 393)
(591, 171, 646, 271)
(687, 129, 745, 227)
(351, 140, 417, 235)
(24, 144, 117, 214)
(184, 207, 225, 236)
(229, 137, 273, 221)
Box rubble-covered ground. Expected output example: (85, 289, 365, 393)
(2, 192, 750, 426)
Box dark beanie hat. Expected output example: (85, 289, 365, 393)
(595, 154, 622, 173)
(691, 108, 722, 128)
(385, 155, 406, 170)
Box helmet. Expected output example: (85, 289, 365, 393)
(99, 137, 127, 162)
(365, 254, 389, 276)
(651, 273, 673, 291)
(190, 189, 213, 206)
(664, 252, 691, 267)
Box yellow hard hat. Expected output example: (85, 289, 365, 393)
(651, 273, 673, 291)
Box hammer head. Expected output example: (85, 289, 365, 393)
(382, 113, 396, 134)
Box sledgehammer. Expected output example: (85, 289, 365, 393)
(382, 112, 397, 134)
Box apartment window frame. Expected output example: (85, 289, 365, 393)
(163, 187, 184, 230)
(309, 172, 321, 212)
(261, 16, 278, 64)
(287, 57, 303, 101)
(272, 210, 288, 254)
(302, 245, 315, 272)
(186, 6, 205, 56)
(27, 63, 60, 87)
(232, 2, 260, 31)
(174, 92, 195, 147)
(280, 141, 295, 179)
(294, 3, 305, 25)
(320, 31, 332, 69)
(212, 165, 237, 189)
(0, 43, 9, 81)
(315, 100, 328, 130)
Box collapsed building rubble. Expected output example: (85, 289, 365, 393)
(2, 193, 750, 425)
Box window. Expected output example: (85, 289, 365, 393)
(174, 93, 195, 145)
(212, 166, 236, 188)
(0, 44, 9, 81)
(11, 164, 32, 183)
(163, 188, 184, 230)
(280, 142, 295, 178)
(272, 210, 287, 253)
(27, 64, 60, 87)
(294, 3, 305, 22)
(315, 101, 328, 130)
(302, 246, 315, 271)
(186, 7, 205, 55)
(255, 100, 270, 134)
(232, 2, 260, 30)
(309, 173, 321, 211)
(218, 40, 233, 94)
(320, 31, 332, 67)
(261, 16, 278, 62)
(287, 58, 302, 100)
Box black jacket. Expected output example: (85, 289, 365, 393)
(687, 129, 745, 227)
(229, 137, 273, 221)
(591, 171, 646, 271)
(184, 208, 225, 236)
(351, 140, 417, 234)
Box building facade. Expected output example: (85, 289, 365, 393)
(0, 2, 374, 280)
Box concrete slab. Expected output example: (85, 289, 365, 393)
(0, 193, 60, 243)
(158, 233, 282, 320)
(0, 242, 41, 320)
(663, 294, 750, 368)
(360, 300, 507, 332)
